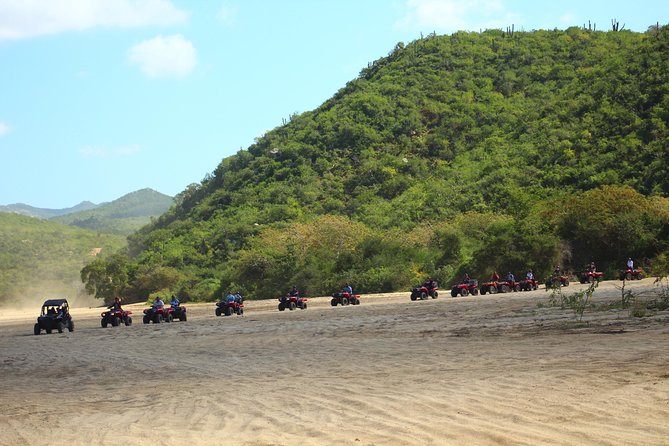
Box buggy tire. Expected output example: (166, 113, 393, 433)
(68, 320, 74, 332)
(57, 321, 64, 333)
(34, 324, 40, 335)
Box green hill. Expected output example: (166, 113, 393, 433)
(0, 201, 98, 219)
(84, 26, 669, 303)
(51, 188, 174, 235)
(0, 213, 126, 306)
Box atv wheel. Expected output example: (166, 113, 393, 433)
(420, 292, 428, 300)
(563, 280, 570, 287)
(451, 289, 458, 297)
(153, 313, 161, 324)
(278, 303, 285, 311)
(289, 302, 297, 311)
(166, 314, 173, 323)
(500, 285, 509, 293)
(57, 321, 65, 333)
(225, 306, 233, 316)
(143, 315, 150, 324)
(301, 302, 307, 310)
(489, 286, 498, 294)
(181, 313, 187, 321)
(101, 318, 108, 328)
(460, 288, 469, 297)
(637, 273, 644, 280)
(341, 297, 349, 306)
(432, 291, 438, 299)
(331, 299, 338, 306)
(111, 316, 120, 327)
(471, 289, 479, 296)
(238, 308, 243, 316)
(34, 324, 40, 335)
(410, 295, 417, 301)
(625, 273, 632, 280)
(125, 316, 132, 326)
(215, 307, 222, 316)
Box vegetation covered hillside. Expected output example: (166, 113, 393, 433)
(0, 213, 125, 306)
(0, 200, 98, 219)
(83, 25, 669, 303)
(51, 188, 173, 235)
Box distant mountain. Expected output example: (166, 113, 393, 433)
(0, 212, 126, 306)
(50, 188, 174, 235)
(0, 201, 99, 219)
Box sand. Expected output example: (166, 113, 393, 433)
(1, 279, 668, 445)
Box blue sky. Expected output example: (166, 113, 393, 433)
(0, 0, 666, 208)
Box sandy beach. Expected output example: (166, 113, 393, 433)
(1, 279, 668, 445)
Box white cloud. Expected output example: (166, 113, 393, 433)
(217, 3, 238, 26)
(128, 34, 197, 79)
(80, 144, 140, 158)
(0, 0, 188, 41)
(396, 0, 518, 32)
(0, 122, 9, 136)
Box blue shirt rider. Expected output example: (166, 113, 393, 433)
(342, 283, 353, 295)
(226, 292, 236, 303)
(169, 295, 180, 308)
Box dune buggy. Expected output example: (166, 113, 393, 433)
(34, 299, 74, 335)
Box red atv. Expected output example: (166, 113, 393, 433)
(451, 280, 479, 297)
(215, 300, 244, 316)
(545, 275, 570, 289)
(331, 291, 361, 306)
(519, 279, 539, 291)
(101, 308, 132, 327)
(169, 304, 187, 321)
(479, 280, 515, 295)
(579, 271, 604, 284)
(410, 284, 438, 301)
(143, 307, 173, 324)
(619, 268, 644, 281)
(278, 295, 307, 311)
